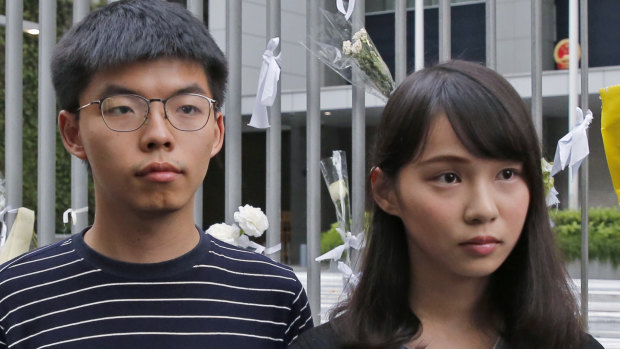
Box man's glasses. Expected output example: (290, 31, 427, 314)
(75, 93, 216, 132)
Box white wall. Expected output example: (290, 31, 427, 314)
(496, 0, 556, 74)
(208, 0, 307, 97)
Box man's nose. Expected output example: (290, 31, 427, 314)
(139, 102, 174, 150)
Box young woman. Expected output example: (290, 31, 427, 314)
(291, 60, 604, 349)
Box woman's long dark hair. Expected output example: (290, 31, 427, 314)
(331, 60, 585, 349)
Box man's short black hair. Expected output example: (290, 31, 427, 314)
(52, 0, 228, 112)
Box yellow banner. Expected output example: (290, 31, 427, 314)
(601, 85, 620, 206)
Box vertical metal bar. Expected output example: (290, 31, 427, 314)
(5, 0, 24, 229)
(438, 0, 451, 62)
(187, 0, 204, 22)
(306, 0, 321, 324)
(71, 0, 91, 236)
(225, 0, 242, 224)
(188, 0, 204, 228)
(531, 0, 543, 143)
(38, 0, 57, 246)
(485, 0, 496, 69)
(395, 0, 407, 84)
(266, 0, 282, 262)
(579, 0, 589, 329)
(351, 0, 365, 268)
(568, 0, 578, 209)
(414, 0, 424, 71)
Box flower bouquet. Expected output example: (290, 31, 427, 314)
(206, 205, 280, 255)
(304, 9, 394, 101)
(316, 151, 364, 266)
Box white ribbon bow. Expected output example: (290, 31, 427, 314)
(337, 261, 361, 288)
(249, 37, 281, 129)
(315, 229, 365, 262)
(0, 206, 18, 248)
(237, 234, 282, 256)
(546, 187, 560, 207)
(62, 207, 89, 226)
(551, 107, 593, 179)
(336, 0, 356, 20)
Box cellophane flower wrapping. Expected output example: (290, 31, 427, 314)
(320, 151, 351, 243)
(304, 9, 395, 101)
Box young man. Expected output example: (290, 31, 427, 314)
(0, 1, 312, 348)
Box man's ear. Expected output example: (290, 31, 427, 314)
(209, 111, 225, 157)
(58, 110, 87, 160)
(371, 167, 401, 217)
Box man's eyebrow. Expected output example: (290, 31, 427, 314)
(97, 85, 138, 99)
(96, 84, 209, 100)
(173, 84, 208, 96)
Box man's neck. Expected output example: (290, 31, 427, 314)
(84, 201, 200, 264)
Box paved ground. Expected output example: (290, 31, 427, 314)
(295, 270, 620, 349)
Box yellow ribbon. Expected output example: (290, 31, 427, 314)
(601, 85, 620, 206)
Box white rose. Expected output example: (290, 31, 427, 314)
(342, 40, 352, 55)
(351, 39, 362, 54)
(352, 28, 367, 42)
(234, 205, 269, 237)
(328, 179, 349, 202)
(206, 223, 240, 246)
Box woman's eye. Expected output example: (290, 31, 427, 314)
(498, 169, 516, 180)
(437, 172, 460, 184)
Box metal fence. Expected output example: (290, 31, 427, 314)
(3, 0, 592, 326)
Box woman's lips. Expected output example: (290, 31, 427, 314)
(459, 236, 501, 256)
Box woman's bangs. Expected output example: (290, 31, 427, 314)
(440, 77, 532, 163)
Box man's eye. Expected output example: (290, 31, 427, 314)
(105, 105, 133, 116)
(178, 105, 200, 115)
(437, 172, 460, 184)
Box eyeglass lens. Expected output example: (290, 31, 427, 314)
(100, 94, 213, 132)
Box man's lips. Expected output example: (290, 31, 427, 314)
(135, 162, 182, 182)
(459, 236, 501, 256)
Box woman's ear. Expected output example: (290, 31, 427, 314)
(371, 167, 401, 216)
(58, 110, 87, 160)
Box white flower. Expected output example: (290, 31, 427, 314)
(206, 223, 240, 245)
(342, 40, 352, 55)
(351, 39, 362, 54)
(352, 28, 367, 42)
(328, 179, 349, 202)
(234, 205, 269, 237)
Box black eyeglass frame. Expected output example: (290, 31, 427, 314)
(74, 93, 217, 132)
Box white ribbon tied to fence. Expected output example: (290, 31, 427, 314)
(551, 107, 593, 178)
(336, 0, 356, 20)
(315, 228, 365, 262)
(0, 206, 18, 247)
(249, 37, 281, 129)
(237, 234, 281, 255)
(62, 206, 89, 226)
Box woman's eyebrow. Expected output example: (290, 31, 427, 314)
(418, 154, 471, 165)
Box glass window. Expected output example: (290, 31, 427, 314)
(366, 0, 483, 13)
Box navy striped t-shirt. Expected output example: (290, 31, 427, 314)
(0, 229, 313, 348)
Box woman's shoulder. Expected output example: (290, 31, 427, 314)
(584, 334, 605, 349)
(290, 321, 342, 349)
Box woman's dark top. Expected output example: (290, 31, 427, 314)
(289, 321, 606, 349)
